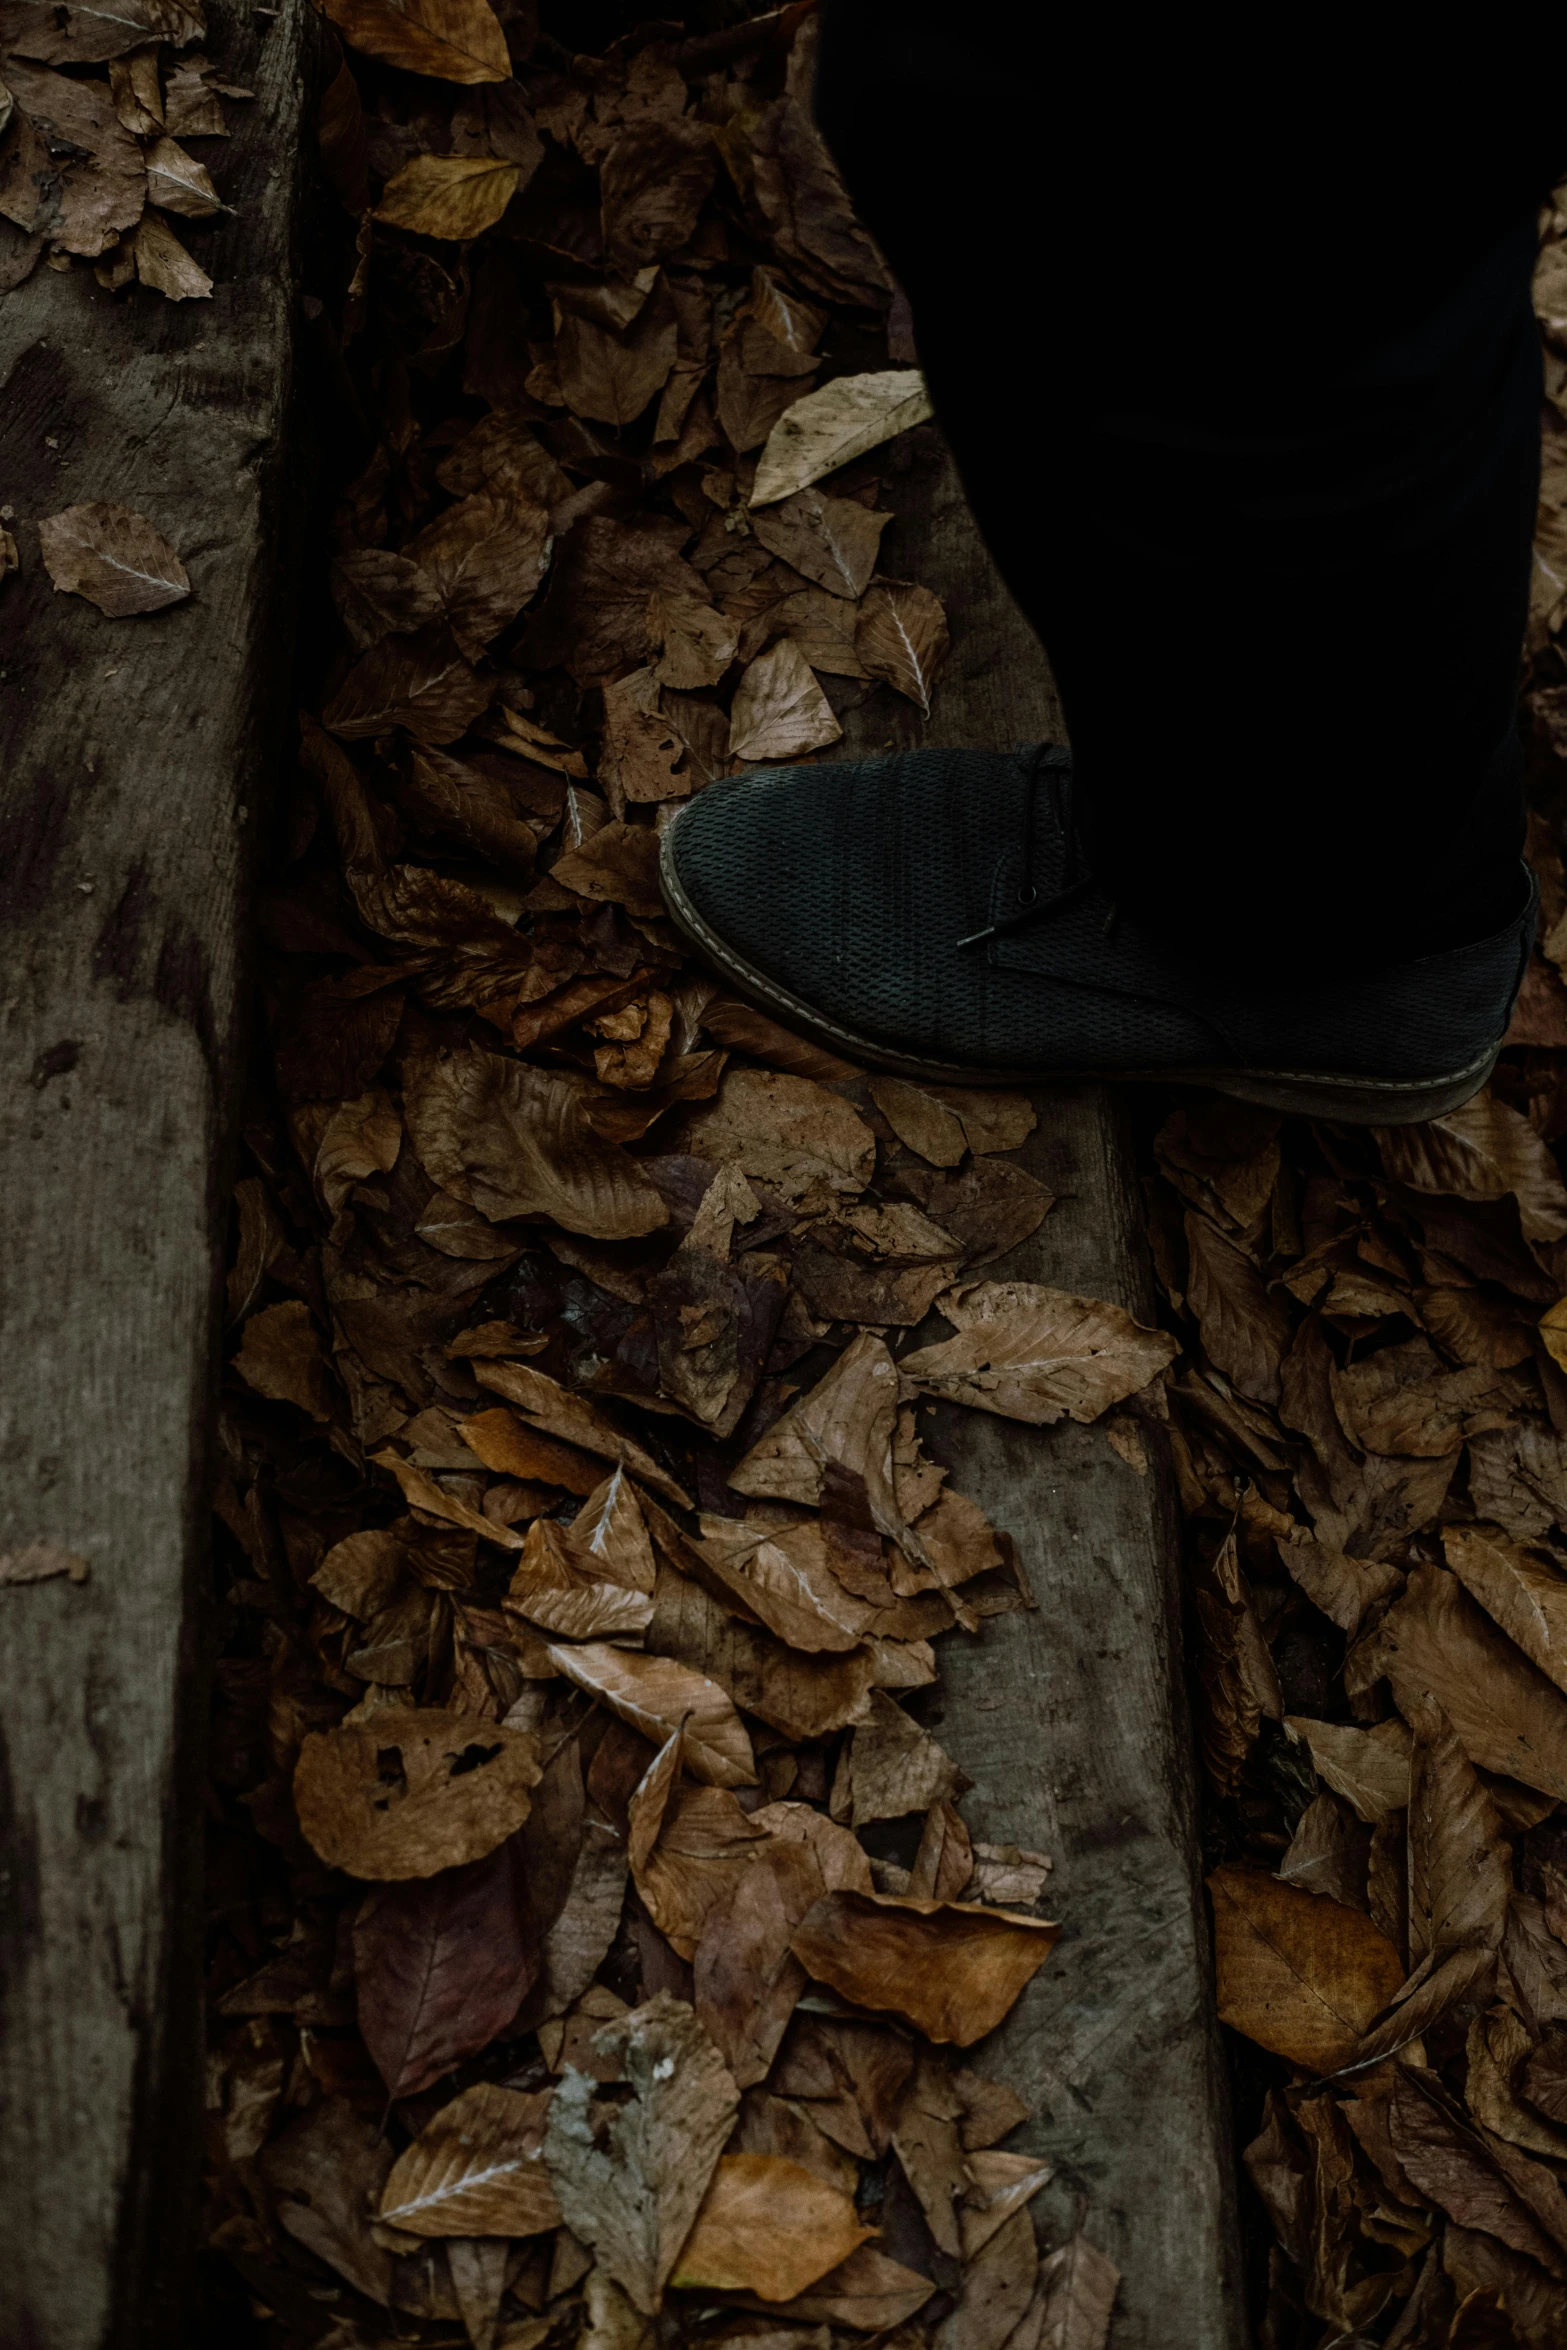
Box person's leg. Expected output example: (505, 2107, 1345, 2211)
(659, 6, 1563, 1116)
(810, 4, 1558, 977)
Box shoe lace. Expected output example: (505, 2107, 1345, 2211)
(956, 743, 1102, 949)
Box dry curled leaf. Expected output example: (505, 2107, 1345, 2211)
(38, 502, 190, 616)
(293, 1706, 542, 1880)
(751, 368, 933, 507)
(548, 1642, 756, 1789)
(405, 1046, 667, 1240)
(899, 1281, 1177, 1425)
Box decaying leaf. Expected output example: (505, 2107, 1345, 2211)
(543, 1992, 740, 2314)
(1367, 1561, 1567, 1801)
(1442, 1523, 1567, 1695)
(471, 1360, 691, 1508)
(38, 502, 190, 616)
(1377, 1088, 1567, 1243)
(293, 1706, 541, 1879)
(144, 132, 219, 215)
(234, 1299, 335, 1421)
(132, 210, 212, 298)
(683, 1066, 874, 1199)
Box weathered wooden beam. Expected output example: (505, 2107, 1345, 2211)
(0, 8, 312, 2342)
(835, 440, 1245, 2347)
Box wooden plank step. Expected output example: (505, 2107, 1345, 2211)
(833, 440, 1246, 2347)
(0, 7, 313, 2342)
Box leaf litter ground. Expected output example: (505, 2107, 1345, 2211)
(203, 11, 1148, 2349)
(196, 11, 1567, 2349)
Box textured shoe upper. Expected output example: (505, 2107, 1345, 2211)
(666, 745, 1534, 1079)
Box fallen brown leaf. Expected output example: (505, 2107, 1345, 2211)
(1444, 1523, 1567, 1694)
(830, 1688, 961, 1825)
(404, 1045, 667, 1240)
(38, 501, 189, 616)
(647, 589, 738, 690)
(1367, 1561, 1567, 1800)
(374, 152, 520, 239)
(1377, 1088, 1567, 1244)
(354, 1834, 539, 2096)
(599, 667, 688, 806)
(750, 369, 932, 507)
(144, 132, 219, 215)
(234, 1299, 335, 1421)
(671, 2152, 872, 2297)
(1405, 1690, 1512, 1966)
(790, 1888, 1057, 2045)
(855, 578, 949, 713)
(899, 1281, 1177, 1425)
(321, 621, 493, 745)
(1021, 2232, 1120, 2350)
(471, 1361, 691, 1509)
(750, 486, 889, 602)
(404, 489, 552, 659)
(602, 113, 717, 270)
(1284, 1715, 1410, 1824)
(691, 1833, 821, 2086)
(131, 211, 211, 299)
(1183, 1211, 1293, 1404)
(726, 638, 843, 761)
(293, 1705, 542, 1880)
(322, 0, 510, 83)
(683, 1066, 874, 1199)
(547, 1642, 755, 1789)
(1208, 1865, 1405, 2070)
(380, 2082, 559, 2237)
(933, 2202, 1038, 2349)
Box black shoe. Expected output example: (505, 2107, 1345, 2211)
(659, 744, 1536, 1125)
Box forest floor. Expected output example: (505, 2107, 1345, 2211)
(62, 3, 1567, 2345)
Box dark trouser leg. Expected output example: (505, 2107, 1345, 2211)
(814, 5, 1557, 977)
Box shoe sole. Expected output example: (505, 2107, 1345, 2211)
(659, 827, 1499, 1127)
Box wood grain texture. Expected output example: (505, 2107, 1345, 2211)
(833, 433, 1245, 2347)
(0, 8, 313, 2343)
